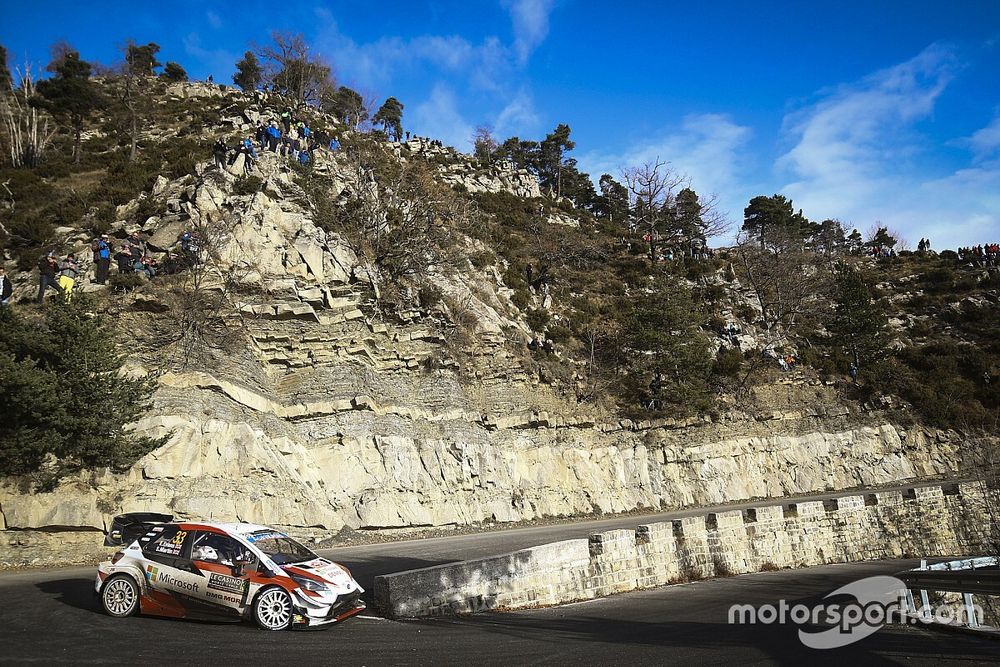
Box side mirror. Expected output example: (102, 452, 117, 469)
(231, 558, 254, 577)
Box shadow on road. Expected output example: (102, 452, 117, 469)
(36, 577, 100, 613)
(423, 612, 999, 665)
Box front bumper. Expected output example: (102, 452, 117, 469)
(292, 589, 366, 627)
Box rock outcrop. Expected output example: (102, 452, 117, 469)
(0, 92, 969, 567)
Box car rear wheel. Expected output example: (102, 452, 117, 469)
(253, 587, 294, 631)
(101, 574, 140, 618)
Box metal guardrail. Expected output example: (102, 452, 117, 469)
(896, 557, 999, 629)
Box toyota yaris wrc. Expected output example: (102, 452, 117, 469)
(95, 513, 365, 630)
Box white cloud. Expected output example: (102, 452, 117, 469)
(410, 83, 476, 150)
(493, 88, 540, 137)
(503, 0, 556, 64)
(579, 113, 754, 224)
(205, 10, 222, 30)
(773, 43, 1000, 247)
(182, 33, 238, 79)
(312, 8, 533, 96)
(778, 45, 955, 197)
(966, 114, 1000, 160)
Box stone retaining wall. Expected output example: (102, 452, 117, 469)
(374, 483, 994, 618)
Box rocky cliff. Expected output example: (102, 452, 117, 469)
(0, 84, 970, 566)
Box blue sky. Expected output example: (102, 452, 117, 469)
(3, 1, 1000, 247)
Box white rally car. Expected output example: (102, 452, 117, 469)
(95, 513, 365, 630)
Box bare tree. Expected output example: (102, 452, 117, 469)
(623, 159, 684, 260)
(0, 64, 55, 167)
(620, 158, 732, 263)
(733, 229, 832, 335)
(307, 142, 475, 312)
(257, 32, 333, 106)
(473, 125, 498, 165)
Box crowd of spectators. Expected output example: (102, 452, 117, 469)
(957, 244, 1000, 267)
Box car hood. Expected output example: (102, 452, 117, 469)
(283, 558, 360, 592)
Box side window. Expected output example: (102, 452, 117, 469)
(142, 526, 193, 563)
(191, 532, 256, 568)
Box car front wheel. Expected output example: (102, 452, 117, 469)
(101, 574, 140, 618)
(253, 586, 294, 631)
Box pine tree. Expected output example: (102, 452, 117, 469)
(0, 299, 162, 484)
(831, 265, 890, 371)
(160, 61, 187, 82)
(373, 97, 404, 141)
(33, 47, 106, 163)
(622, 278, 713, 414)
(232, 51, 262, 92)
(0, 43, 12, 90)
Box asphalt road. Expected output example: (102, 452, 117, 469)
(1, 479, 992, 665)
(0, 559, 996, 665)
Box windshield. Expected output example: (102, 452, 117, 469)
(245, 530, 316, 565)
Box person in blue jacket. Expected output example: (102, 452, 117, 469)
(94, 234, 112, 285)
(266, 123, 281, 152)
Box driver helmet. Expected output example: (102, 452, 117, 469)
(192, 545, 219, 561)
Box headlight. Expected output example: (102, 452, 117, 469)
(290, 574, 331, 594)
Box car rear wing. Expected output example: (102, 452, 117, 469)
(105, 512, 174, 547)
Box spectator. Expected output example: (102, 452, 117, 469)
(242, 136, 258, 159)
(849, 363, 859, 383)
(126, 232, 146, 256)
(94, 235, 112, 284)
(266, 123, 281, 152)
(134, 253, 158, 279)
(37, 252, 63, 303)
(298, 149, 310, 166)
(58, 253, 80, 301)
(213, 138, 228, 170)
(0, 266, 12, 306)
(115, 245, 134, 274)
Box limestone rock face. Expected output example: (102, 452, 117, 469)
(0, 112, 968, 565)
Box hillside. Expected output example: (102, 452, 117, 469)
(0, 80, 997, 566)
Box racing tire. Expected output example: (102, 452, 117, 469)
(100, 574, 140, 618)
(252, 586, 294, 631)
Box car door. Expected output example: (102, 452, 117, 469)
(139, 526, 205, 599)
(189, 530, 257, 611)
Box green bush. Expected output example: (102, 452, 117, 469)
(510, 288, 530, 311)
(547, 324, 572, 344)
(526, 308, 551, 332)
(872, 342, 999, 430)
(110, 272, 145, 292)
(712, 347, 743, 377)
(0, 299, 163, 485)
(418, 284, 444, 308)
(233, 175, 264, 196)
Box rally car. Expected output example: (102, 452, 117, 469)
(95, 513, 365, 630)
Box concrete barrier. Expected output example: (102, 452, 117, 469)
(374, 484, 994, 618)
